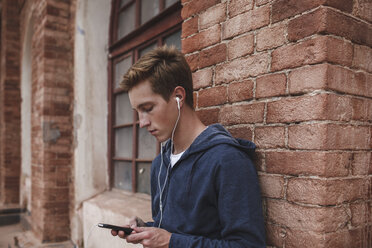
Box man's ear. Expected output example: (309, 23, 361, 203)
(173, 86, 186, 107)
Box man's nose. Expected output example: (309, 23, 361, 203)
(139, 115, 150, 128)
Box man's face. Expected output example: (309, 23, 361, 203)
(129, 80, 178, 143)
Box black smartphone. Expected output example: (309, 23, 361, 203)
(98, 223, 133, 235)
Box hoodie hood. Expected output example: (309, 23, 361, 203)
(162, 123, 256, 164)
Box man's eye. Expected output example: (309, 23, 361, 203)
(144, 106, 153, 112)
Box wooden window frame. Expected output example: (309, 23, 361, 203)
(108, 0, 182, 193)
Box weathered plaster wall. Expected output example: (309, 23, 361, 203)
(72, 0, 111, 245)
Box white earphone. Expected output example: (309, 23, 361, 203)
(176, 97, 180, 110)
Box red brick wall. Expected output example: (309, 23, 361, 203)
(0, 0, 21, 205)
(18, 0, 75, 242)
(182, 0, 371, 247)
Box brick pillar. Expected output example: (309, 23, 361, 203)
(0, 0, 21, 205)
(30, 0, 74, 242)
(182, 0, 371, 247)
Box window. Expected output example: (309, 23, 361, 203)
(109, 0, 182, 194)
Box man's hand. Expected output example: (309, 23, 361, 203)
(126, 227, 171, 248)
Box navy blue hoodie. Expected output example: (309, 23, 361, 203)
(148, 124, 266, 247)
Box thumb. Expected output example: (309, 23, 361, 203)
(133, 226, 147, 233)
(129, 217, 138, 228)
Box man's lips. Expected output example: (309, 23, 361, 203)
(149, 129, 157, 135)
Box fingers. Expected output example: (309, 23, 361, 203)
(118, 230, 127, 239)
(111, 230, 118, 236)
(111, 229, 129, 239)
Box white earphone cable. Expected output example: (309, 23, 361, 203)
(157, 99, 181, 228)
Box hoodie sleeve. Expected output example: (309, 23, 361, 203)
(168, 152, 266, 248)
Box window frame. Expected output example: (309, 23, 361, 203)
(108, 0, 182, 193)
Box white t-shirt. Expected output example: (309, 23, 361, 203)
(170, 151, 185, 167)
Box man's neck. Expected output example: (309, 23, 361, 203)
(172, 107, 206, 154)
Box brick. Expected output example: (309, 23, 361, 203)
(351, 98, 372, 121)
(353, 44, 372, 73)
(227, 80, 254, 102)
(222, 5, 270, 40)
(288, 7, 372, 47)
(181, 0, 220, 19)
(219, 102, 265, 125)
(185, 53, 199, 71)
(199, 43, 227, 68)
(192, 68, 213, 90)
(265, 223, 286, 247)
(354, 0, 372, 23)
(267, 94, 352, 123)
(287, 178, 368, 205)
(198, 86, 227, 107)
(272, 0, 353, 23)
(256, 23, 287, 51)
(351, 152, 371, 176)
(325, 10, 372, 47)
(286, 228, 364, 248)
(289, 64, 371, 97)
(287, 7, 327, 42)
(215, 53, 270, 84)
(227, 34, 254, 60)
(255, 126, 285, 149)
(266, 151, 350, 177)
(227, 126, 253, 140)
(182, 16, 198, 38)
(254, 151, 265, 172)
(256, 0, 272, 6)
(256, 73, 286, 98)
(288, 64, 327, 94)
(258, 173, 285, 198)
(196, 108, 219, 126)
(267, 199, 349, 232)
(326, 38, 354, 67)
(285, 229, 325, 248)
(324, 228, 364, 248)
(350, 202, 369, 227)
(199, 3, 226, 30)
(271, 36, 353, 71)
(228, 0, 254, 17)
(182, 24, 221, 54)
(288, 123, 371, 150)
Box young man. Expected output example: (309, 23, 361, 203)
(111, 46, 266, 248)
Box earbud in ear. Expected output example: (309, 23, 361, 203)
(175, 97, 180, 110)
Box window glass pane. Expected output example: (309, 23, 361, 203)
(120, 0, 132, 8)
(114, 161, 132, 191)
(115, 93, 133, 125)
(164, 29, 181, 50)
(139, 43, 157, 58)
(115, 127, 133, 158)
(141, 0, 159, 25)
(118, 3, 135, 39)
(165, 0, 178, 8)
(138, 127, 157, 159)
(115, 55, 132, 89)
(136, 162, 151, 194)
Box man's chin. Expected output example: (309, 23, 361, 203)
(155, 135, 171, 143)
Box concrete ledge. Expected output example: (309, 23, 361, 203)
(15, 231, 74, 248)
(83, 190, 152, 248)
